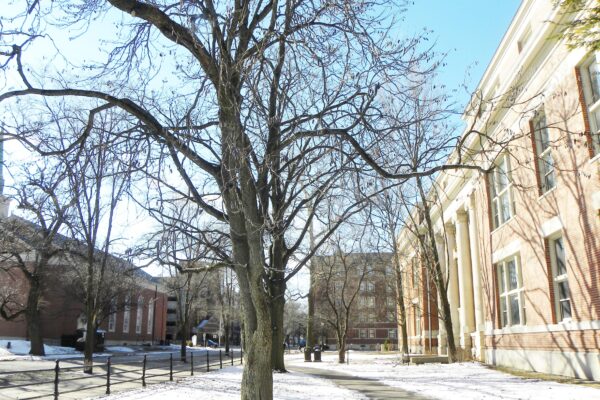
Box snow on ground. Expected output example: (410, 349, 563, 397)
(286, 351, 600, 400)
(0, 339, 79, 360)
(95, 365, 366, 400)
(105, 346, 136, 353)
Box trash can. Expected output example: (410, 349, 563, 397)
(313, 345, 322, 362)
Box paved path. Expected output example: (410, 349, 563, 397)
(289, 365, 431, 400)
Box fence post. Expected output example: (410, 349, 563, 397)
(240, 349, 243, 365)
(231, 351, 234, 366)
(142, 354, 147, 387)
(170, 353, 173, 381)
(219, 350, 222, 369)
(206, 350, 209, 372)
(106, 357, 111, 395)
(191, 351, 194, 376)
(53, 360, 59, 400)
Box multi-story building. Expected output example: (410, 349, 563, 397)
(312, 253, 397, 350)
(397, 0, 600, 380)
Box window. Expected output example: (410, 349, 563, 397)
(108, 300, 116, 333)
(365, 296, 375, 307)
(369, 328, 376, 339)
(359, 329, 367, 339)
(387, 310, 396, 322)
(411, 259, 418, 287)
(550, 236, 572, 321)
(580, 54, 600, 154)
(388, 329, 397, 339)
(147, 300, 154, 335)
(136, 296, 144, 334)
(533, 110, 556, 193)
(123, 296, 131, 333)
(489, 154, 514, 228)
(360, 281, 374, 293)
(358, 314, 366, 324)
(496, 256, 526, 327)
(367, 314, 376, 323)
(414, 306, 421, 336)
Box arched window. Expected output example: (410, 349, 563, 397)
(123, 296, 131, 333)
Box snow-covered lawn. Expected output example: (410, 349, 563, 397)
(286, 351, 600, 400)
(95, 365, 366, 400)
(0, 339, 79, 360)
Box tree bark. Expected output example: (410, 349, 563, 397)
(26, 276, 45, 356)
(337, 336, 346, 363)
(270, 282, 286, 371)
(180, 319, 189, 362)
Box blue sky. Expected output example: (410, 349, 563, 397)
(403, 0, 522, 111)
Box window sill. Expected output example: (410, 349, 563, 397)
(589, 152, 600, 164)
(537, 186, 557, 202)
(490, 216, 515, 235)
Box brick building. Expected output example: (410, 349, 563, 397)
(312, 253, 397, 351)
(397, 0, 600, 379)
(0, 213, 168, 347)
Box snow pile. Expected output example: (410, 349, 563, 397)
(287, 352, 600, 400)
(96, 365, 366, 400)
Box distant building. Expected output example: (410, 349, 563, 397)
(312, 253, 397, 351)
(0, 212, 168, 347)
(162, 268, 241, 346)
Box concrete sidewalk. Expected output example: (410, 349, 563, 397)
(289, 365, 431, 400)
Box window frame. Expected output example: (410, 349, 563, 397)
(549, 235, 572, 322)
(489, 153, 515, 229)
(147, 300, 154, 335)
(496, 255, 526, 328)
(580, 53, 600, 155)
(368, 328, 376, 339)
(122, 296, 131, 333)
(136, 296, 144, 335)
(533, 110, 556, 193)
(108, 300, 116, 333)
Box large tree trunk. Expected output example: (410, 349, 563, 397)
(270, 237, 287, 372)
(26, 277, 45, 356)
(270, 288, 286, 371)
(416, 178, 457, 363)
(337, 336, 346, 363)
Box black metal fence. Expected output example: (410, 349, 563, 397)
(0, 349, 243, 400)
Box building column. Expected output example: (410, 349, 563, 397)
(435, 233, 447, 356)
(455, 210, 475, 350)
(468, 194, 485, 361)
(444, 223, 460, 350)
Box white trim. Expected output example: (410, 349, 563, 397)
(491, 240, 521, 264)
(540, 216, 563, 238)
(486, 319, 600, 335)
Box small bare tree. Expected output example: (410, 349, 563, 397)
(313, 233, 371, 364)
(0, 159, 72, 356)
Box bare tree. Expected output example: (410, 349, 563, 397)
(313, 235, 370, 364)
(365, 184, 410, 356)
(0, 159, 72, 356)
(61, 112, 141, 373)
(0, 2, 460, 397)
